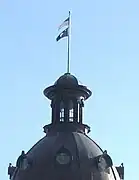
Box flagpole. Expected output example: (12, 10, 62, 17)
(67, 11, 70, 73)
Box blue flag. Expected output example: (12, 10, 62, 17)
(56, 28, 69, 41)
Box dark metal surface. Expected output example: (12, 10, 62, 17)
(12, 129, 122, 180)
(13, 131, 103, 180)
(54, 73, 78, 86)
(9, 73, 123, 180)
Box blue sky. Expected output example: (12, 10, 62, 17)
(0, 0, 139, 179)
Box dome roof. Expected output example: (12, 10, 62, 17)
(13, 132, 104, 180)
(54, 73, 78, 87)
(43, 73, 92, 100)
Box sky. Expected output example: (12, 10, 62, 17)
(0, 0, 139, 179)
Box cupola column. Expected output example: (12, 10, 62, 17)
(64, 99, 69, 122)
(54, 98, 60, 124)
(79, 99, 84, 124)
(73, 99, 78, 123)
(51, 100, 55, 123)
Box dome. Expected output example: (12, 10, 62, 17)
(13, 131, 119, 180)
(43, 73, 92, 100)
(54, 73, 78, 87)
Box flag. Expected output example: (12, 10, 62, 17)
(58, 17, 69, 30)
(56, 28, 69, 41)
